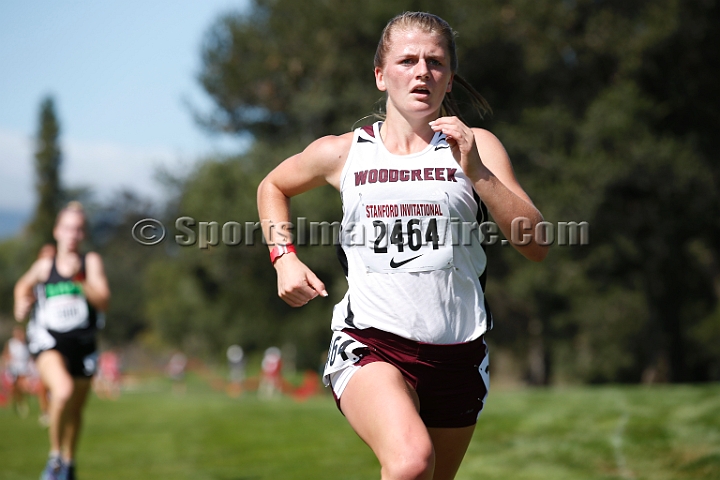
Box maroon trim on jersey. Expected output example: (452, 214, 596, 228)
(361, 125, 375, 137)
(333, 327, 488, 428)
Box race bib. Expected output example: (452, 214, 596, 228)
(38, 295, 89, 333)
(355, 195, 453, 273)
(322, 331, 369, 385)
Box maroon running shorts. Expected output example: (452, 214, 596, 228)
(332, 327, 489, 428)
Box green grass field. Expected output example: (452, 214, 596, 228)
(2, 379, 719, 479)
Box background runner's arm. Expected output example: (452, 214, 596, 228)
(83, 252, 110, 311)
(13, 259, 45, 321)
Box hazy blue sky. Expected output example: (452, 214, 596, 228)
(0, 0, 249, 224)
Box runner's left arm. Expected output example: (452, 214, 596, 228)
(83, 252, 110, 311)
(430, 117, 548, 262)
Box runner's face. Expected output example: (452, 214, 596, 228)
(375, 29, 453, 119)
(53, 211, 85, 252)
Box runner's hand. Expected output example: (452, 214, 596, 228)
(14, 293, 34, 321)
(274, 254, 328, 307)
(429, 116, 486, 181)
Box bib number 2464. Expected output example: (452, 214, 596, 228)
(372, 218, 440, 253)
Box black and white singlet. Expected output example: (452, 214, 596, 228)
(27, 255, 100, 355)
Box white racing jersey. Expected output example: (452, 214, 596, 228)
(331, 122, 492, 344)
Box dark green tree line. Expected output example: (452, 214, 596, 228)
(96, 0, 720, 379)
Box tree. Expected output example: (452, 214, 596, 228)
(143, 145, 344, 366)
(162, 0, 720, 380)
(486, 0, 720, 383)
(28, 96, 63, 250)
(88, 191, 163, 345)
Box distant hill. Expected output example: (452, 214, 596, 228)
(0, 209, 29, 239)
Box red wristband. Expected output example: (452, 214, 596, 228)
(270, 243, 296, 264)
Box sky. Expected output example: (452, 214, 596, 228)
(0, 0, 250, 235)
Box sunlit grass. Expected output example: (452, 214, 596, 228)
(1, 379, 719, 479)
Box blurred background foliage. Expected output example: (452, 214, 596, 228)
(2, 0, 718, 384)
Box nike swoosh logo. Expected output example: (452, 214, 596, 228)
(390, 254, 423, 268)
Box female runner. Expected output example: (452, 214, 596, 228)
(14, 202, 110, 480)
(257, 12, 547, 480)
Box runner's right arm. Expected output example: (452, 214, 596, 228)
(257, 133, 352, 307)
(13, 258, 50, 321)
